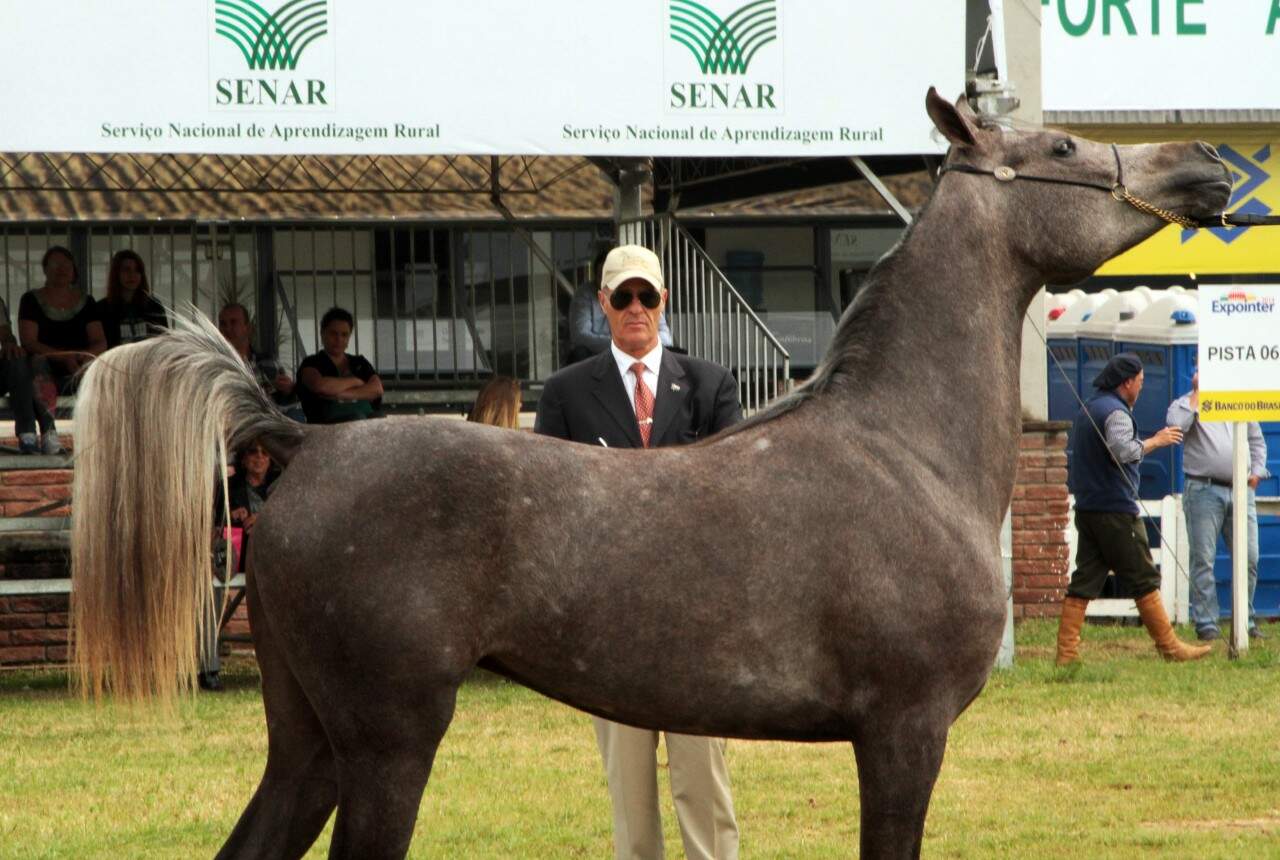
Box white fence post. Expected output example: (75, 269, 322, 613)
(1077, 494, 1183, 620)
(996, 507, 1014, 668)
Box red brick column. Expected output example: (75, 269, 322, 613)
(1011, 420, 1072, 619)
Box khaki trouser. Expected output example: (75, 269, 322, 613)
(593, 717, 739, 860)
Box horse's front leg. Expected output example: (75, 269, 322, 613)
(851, 714, 950, 860)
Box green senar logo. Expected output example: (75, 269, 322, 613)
(669, 0, 778, 75)
(215, 0, 329, 70)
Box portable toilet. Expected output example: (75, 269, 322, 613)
(1046, 289, 1115, 422)
(1046, 289, 1084, 323)
(1113, 289, 1198, 500)
(1074, 287, 1155, 404)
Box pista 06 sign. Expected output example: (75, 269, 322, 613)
(1197, 285, 1280, 422)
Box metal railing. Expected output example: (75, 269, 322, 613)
(620, 215, 790, 414)
(0, 222, 598, 390)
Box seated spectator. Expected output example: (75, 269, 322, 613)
(217, 301, 305, 422)
(0, 297, 46, 454)
(298, 307, 383, 424)
(467, 376, 522, 429)
(18, 246, 107, 454)
(226, 440, 279, 565)
(97, 250, 168, 348)
(203, 440, 279, 692)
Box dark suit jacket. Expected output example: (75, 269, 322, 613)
(534, 348, 742, 448)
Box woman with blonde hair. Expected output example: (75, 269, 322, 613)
(466, 376, 521, 429)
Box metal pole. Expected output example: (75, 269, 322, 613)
(849, 157, 913, 227)
(1229, 421, 1249, 658)
(254, 227, 276, 357)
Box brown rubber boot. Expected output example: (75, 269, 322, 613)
(1135, 591, 1212, 662)
(1055, 596, 1090, 665)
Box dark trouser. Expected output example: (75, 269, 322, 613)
(1066, 510, 1162, 600)
(25, 355, 64, 433)
(0, 356, 40, 436)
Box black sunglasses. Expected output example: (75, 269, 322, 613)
(608, 286, 662, 310)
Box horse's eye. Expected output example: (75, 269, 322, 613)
(1053, 139, 1076, 157)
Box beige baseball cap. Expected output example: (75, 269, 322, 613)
(600, 245, 665, 292)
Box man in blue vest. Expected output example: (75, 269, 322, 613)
(1055, 352, 1212, 665)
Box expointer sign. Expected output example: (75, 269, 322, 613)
(1197, 285, 1280, 422)
(0, 0, 959, 156)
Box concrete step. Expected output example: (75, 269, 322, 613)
(0, 517, 70, 532)
(0, 454, 72, 470)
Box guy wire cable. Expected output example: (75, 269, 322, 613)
(1022, 305, 1195, 595)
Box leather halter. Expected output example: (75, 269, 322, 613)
(935, 143, 1279, 230)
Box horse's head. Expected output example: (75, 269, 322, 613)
(925, 88, 1231, 285)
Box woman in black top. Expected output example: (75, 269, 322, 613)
(297, 306, 383, 423)
(97, 249, 168, 348)
(17, 246, 107, 453)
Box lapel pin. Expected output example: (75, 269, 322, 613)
(671, 383, 681, 392)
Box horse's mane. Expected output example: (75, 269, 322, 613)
(714, 192, 938, 439)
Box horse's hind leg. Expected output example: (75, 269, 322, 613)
(851, 714, 950, 860)
(216, 575, 338, 860)
(325, 686, 460, 860)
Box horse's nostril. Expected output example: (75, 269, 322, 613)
(1197, 142, 1221, 162)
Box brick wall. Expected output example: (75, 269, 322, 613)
(0, 444, 251, 668)
(0, 459, 73, 666)
(0, 592, 68, 666)
(1011, 420, 1072, 619)
(0, 468, 72, 517)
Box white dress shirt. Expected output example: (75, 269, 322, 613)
(610, 341, 662, 416)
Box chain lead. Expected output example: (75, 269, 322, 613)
(1112, 183, 1199, 229)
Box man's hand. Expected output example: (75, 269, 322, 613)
(242, 513, 258, 533)
(230, 506, 249, 524)
(274, 373, 294, 395)
(1149, 426, 1184, 448)
(1248, 475, 1261, 490)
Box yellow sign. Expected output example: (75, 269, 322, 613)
(1099, 141, 1280, 276)
(1199, 391, 1280, 423)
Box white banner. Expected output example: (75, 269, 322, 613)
(1043, 0, 1280, 111)
(0, 0, 960, 156)
(1197, 285, 1280, 423)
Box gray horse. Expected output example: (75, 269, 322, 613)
(70, 89, 1230, 859)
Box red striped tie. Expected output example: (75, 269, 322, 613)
(632, 361, 654, 448)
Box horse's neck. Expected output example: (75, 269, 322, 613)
(813, 195, 1039, 511)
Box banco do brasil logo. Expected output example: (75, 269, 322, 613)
(211, 0, 333, 108)
(665, 0, 782, 112)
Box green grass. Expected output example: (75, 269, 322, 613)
(2, 621, 1279, 858)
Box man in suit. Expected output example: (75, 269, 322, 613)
(535, 244, 741, 860)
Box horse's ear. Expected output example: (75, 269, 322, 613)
(925, 86, 979, 149)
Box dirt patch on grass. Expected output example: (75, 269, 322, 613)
(1022, 637, 1159, 662)
(1144, 811, 1280, 834)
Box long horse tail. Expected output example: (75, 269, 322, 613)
(71, 309, 306, 703)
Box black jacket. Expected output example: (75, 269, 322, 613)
(534, 348, 742, 449)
